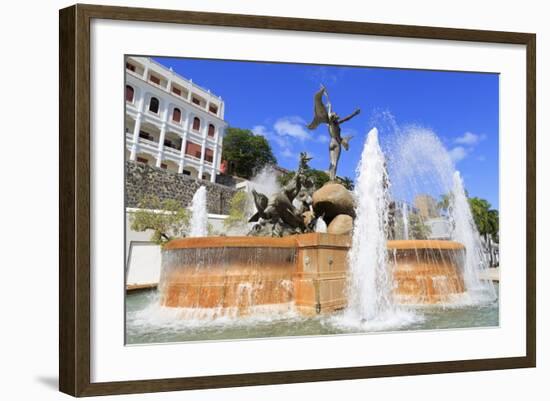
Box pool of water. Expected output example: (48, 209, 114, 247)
(125, 284, 499, 345)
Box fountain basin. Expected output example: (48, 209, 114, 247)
(388, 240, 466, 304)
(160, 234, 466, 317)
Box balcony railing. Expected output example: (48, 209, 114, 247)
(126, 66, 222, 119)
(138, 137, 159, 151)
(164, 146, 181, 156)
(126, 68, 145, 80)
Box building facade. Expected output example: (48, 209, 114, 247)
(414, 194, 440, 220)
(125, 57, 227, 182)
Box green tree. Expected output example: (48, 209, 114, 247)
(223, 190, 250, 231)
(487, 209, 499, 243)
(129, 195, 190, 246)
(338, 176, 355, 191)
(222, 127, 277, 179)
(469, 197, 492, 235)
(408, 213, 431, 239)
(277, 168, 354, 191)
(437, 193, 454, 216)
(468, 197, 499, 266)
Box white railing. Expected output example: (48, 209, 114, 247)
(138, 137, 159, 151)
(164, 146, 181, 156)
(126, 68, 145, 80)
(126, 69, 223, 120)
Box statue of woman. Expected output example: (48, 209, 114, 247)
(307, 85, 360, 180)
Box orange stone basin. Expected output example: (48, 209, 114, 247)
(159, 234, 466, 317)
(388, 240, 466, 304)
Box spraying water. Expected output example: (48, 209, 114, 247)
(450, 172, 497, 300)
(345, 128, 395, 322)
(402, 202, 409, 240)
(314, 218, 327, 233)
(243, 165, 283, 228)
(249, 165, 281, 199)
(387, 121, 496, 303)
(189, 186, 208, 237)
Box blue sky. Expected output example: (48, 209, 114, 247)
(154, 57, 499, 210)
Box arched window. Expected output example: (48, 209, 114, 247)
(172, 108, 181, 123)
(192, 117, 201, 131)
(125, 85, 134, 102)
(149, 97, 159, 114)
(208, 124, 215, 137)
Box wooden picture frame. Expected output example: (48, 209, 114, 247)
(59, 3, 536, 397)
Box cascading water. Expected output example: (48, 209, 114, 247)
(402, 202, 409, 240)
(189, 186, 208, 237)
(345, 128, 395, 322)
(450, 172, 496, 300)
(387, 120, 497, 304)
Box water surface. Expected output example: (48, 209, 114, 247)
(125, 284, 499, 345)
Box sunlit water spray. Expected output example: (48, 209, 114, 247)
(386, 117, 497, 304)
(402, 202, 409, 240)
(249, 165, 281, 198)
(189, 186, 207, 237)
(450, 172, 497, 300)
(314, 217, 327, 233)
(225, 165, 283, 236)
(337, 128, 418, 329)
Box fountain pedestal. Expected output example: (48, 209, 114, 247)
(294, 234, 350, 315)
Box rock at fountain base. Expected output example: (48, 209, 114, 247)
(312, 182, 355, 224)
(327, 214, 354, 235)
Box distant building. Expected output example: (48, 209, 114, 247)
(414, 194, 440, 220)
(425, 217, 452, 240)
(125, 57, 227, 182)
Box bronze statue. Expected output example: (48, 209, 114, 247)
(307, 85, 360, 180)
(248, 153, 317, 237)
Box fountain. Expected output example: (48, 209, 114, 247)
(159, 237, 298, 318)
(189, 186, 207, 237)
(388, 124, 496, 304)
(402, 202, 409, 240)
(314, 217, 328, 233)
(152, 91, 494, 328)
(389, 240, 466, 304)
(345, 128, 394, 322)
(450, 171, 496, 301)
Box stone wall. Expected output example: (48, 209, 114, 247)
(215, 173, 238, 188)
(125, 161, 237, 215)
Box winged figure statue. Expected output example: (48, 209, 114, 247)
(307, 85, 360, 180)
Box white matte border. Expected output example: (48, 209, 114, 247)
(90, 19, 526, 382)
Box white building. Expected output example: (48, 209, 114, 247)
(125, 56, 227, 182)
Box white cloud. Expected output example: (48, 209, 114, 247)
(251, 125, 269, 137)
(280, 148, 297, 159)
(449, 146, 468, 162)
(254, 116, 318, 162)
(317, 134, 330, 144)
(252, 124, 290, 148)
(454, 131, 486, 145)
(274, 117, 311, 141)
